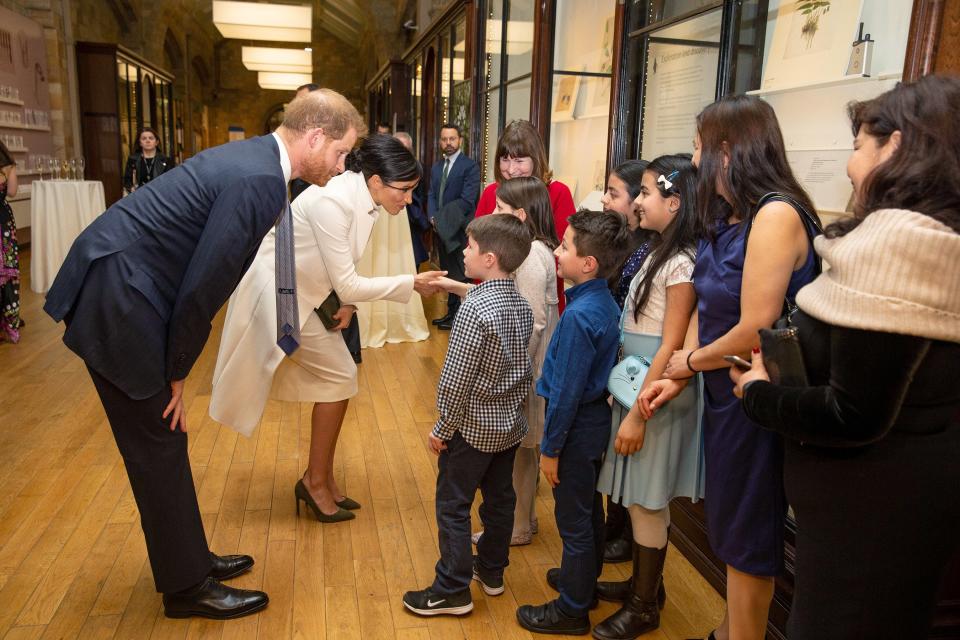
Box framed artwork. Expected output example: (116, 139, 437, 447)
(582, 77, 612, 119)
(762, 0, 864, 90)
(451, 79, 472, 155)
(552, 73, 581, 121)
(599, 15, 615, 73)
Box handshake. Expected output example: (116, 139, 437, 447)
(412, 271, 472, 298)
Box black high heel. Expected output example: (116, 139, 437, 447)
(294, 480, 355, 523)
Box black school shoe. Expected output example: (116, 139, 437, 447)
(208, 552, 254, 581)
(546, 568, 598, 609)
(402, 587, 473, 616)
(516, 600, 590, 635)
(163, 577, 268, 619)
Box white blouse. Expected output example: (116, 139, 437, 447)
(623, 250, 695, 336)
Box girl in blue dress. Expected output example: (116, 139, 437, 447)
(594, 154, 704, 640)
(642, 96, 818, 640)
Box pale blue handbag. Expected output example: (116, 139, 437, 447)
(607, 309, 652, 409)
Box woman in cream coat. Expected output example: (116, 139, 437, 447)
(211, 135, 443, 521)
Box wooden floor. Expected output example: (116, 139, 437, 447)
(0, 249, 724, 640)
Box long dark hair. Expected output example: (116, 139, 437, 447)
(345, 134, 421, 183)
(833, 74, 960, 236)
(496, 176, 558, 249)
(134, 127, 162, 155)
(695, 95, 815, 237)
(0, 139, 13, 168)
(632, 154, 699, 321)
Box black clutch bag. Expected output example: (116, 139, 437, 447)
(314, 290, 341, 331)
(758, 314, 809, 387)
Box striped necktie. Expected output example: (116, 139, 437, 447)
(275, 201, 300, 355)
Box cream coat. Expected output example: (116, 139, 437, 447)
(210, 171, 415, 436)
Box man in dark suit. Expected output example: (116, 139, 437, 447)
(427, 123, 480, 329)
(43, 90, 364, 619)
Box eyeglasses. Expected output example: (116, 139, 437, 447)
(383, 182, 418, 194)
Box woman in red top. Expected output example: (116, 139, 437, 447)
(475, 120, 575, 308)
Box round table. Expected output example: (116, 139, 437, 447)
(30, 180, 106, 293)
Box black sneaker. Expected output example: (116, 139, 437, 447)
(472, 557, 505, 596)
(402, 587, 473, 616)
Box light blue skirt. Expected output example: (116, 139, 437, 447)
(596, 332, 706, 510)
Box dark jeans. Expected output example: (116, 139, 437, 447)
(552, 400, 611, 617)
(439, 247, 467, 317)
(87, 366, 212, 593)
(432, 432, 518, 595)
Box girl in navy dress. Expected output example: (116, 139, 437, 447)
(641, 96, 818, 640)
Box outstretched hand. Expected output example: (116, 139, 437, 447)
(414, 270, 448, 296)
(428, 276, 473, 298)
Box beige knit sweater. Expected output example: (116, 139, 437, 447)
(796, 209, 960, 343)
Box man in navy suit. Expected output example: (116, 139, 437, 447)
(427, 123, 480, 329)
(43, 89, 364, 619)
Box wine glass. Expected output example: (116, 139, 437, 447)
(68, 159, 77, 181)
(49, 156, 59, 180)
(76, 157, 85, 181)
(34, 155, 44, 181)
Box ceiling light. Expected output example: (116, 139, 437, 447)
(257, 71, 314, 90)
(213, 1, 312, 42)
(242, 46, 312, 73)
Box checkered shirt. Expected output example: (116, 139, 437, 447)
(432, 278, 534, 453)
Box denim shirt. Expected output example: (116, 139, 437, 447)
(536, 278, 621, 457)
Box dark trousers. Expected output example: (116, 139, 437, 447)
(552, 401, 611, 617)
(341, 313, 360, 356)
(438, 247, 467, 317)
(432, 432, 518, 595)
(87, 366, 212, 593)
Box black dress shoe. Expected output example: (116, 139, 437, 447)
(545, 568, 598, 609)
(516, 600, 590, 635)
(604, 537, 632, 563)
(209, 552, 254, 581)
(163, 577, 268, 619)
(437, 317, 454, 330)
(431, 313, 452, 326)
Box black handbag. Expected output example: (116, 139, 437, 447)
(748, 193, 823, 386)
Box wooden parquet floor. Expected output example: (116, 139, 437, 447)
(0, 249, 724, 639)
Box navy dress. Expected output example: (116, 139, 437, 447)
(693, 217, 816, 576)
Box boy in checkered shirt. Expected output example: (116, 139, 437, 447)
(403, 214, 534, 617)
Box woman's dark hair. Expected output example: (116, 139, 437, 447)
(345, 133, 422, 183)
(134, 127, 162, 154)
(0, 139, 13, 168)
(493, 120, 552, 184)
(695, 95, 815, 237)
(832, 74, 960, 236)
(495, 176, 558, 249)
(632, 154, 699, 322)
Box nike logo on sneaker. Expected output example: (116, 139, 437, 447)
(427, 599, 445, 607)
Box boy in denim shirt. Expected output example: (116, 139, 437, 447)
(516, 210, 631, 635)
(403, 213, 534, 617)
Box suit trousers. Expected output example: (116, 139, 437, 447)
(87, 366, 212, 593)
(432, 432, 518, 595)
(552, 400, 611, 617)
(341, 313, 361, 356)
(439, 246, 467, 316)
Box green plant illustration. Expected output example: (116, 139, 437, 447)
(797, 0, 831, 48)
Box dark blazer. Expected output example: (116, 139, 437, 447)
(408, 162, 430, 265)
(45, 135, 288, 399)
(123, 152, 173, 191)
(427, 152, 480, 222)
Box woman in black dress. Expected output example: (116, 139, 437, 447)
(732, 74, 960, 639)
(123, 127, 172, 192)
(0, 140, 21, 343)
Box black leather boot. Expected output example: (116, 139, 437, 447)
(595, 574, 666, 609)
(591, 543, 666, 640)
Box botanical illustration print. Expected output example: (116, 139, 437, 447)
(785, 0, 837, 58)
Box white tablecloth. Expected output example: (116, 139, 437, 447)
(30, 180, 106, 293)
(355, 206, 430, 348)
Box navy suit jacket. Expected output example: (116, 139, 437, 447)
(427, 152, 480, 220)
(44, 135, 288, 399)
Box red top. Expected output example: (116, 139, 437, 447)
(475, 180, 576, 312)
(474, 180, 576, 242)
